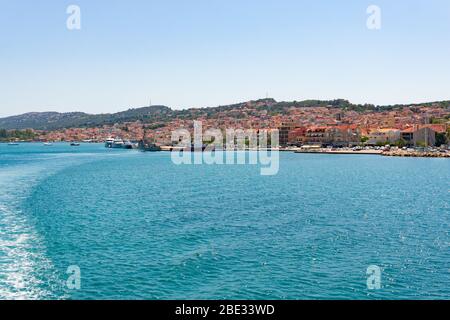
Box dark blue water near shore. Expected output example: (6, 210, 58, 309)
(0, 143, 449, 299)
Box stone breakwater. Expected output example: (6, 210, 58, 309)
(291, 148, 450, 158)
(382, 150, 450, 158)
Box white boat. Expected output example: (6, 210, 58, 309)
(7, 142, 19, 146)
(43, 142, 53, 146)
(105, 137, 125, 148)
(105, 137, 114, 148)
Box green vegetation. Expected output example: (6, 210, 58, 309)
(435, 133, 448, 147)
(0, 129, 36, 142)
(381, 101, 450, 111)
(430, 117, 446, 124)
(416, 141, 427, 148)
(0, 106, 171, 131)
(145, 123, 167, 130)
(395, 139, 407, 148)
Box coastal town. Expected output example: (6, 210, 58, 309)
(1, 99, 450, 157)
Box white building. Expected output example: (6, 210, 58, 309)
(367, 129, 401, 145)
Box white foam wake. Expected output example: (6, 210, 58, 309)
(0, 162, 61, 300)
(0, 153, 105, 300)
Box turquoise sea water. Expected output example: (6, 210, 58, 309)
(0, 143, 449, 300)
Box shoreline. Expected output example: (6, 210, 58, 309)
(293, 149, 382, 155)
(2, 142, 450, 158)
(381, 150, 450, 158)
(291, 148, 450, 158)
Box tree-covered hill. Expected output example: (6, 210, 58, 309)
(1, 99, 448, 130)
(0, 105, 171, 130)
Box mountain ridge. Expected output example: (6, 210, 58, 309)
(0, 105, 171, 130)
(1, 99, 449, 131)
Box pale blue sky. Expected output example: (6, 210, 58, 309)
(1, 0, 450, 117)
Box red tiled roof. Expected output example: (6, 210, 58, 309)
(401, 124, 447, 133)
(426, 124, 447, 133)
(401, 127, 416, 133)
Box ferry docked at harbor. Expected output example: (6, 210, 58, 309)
(105, 137, 137, 149)
(105, 137, 125, 149)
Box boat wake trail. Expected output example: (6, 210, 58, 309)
(0, 163, 60, 299)
(0, 205, 57, 299)
(0, 153, 105, 299)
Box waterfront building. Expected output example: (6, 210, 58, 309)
(288, 127, 307, 146)
(401, 125, 444, 147)
(367, 128, 401, 146)
(278, 120, 300, 146)
(326, 125, 361, 147)
(304, 127, 329, 146)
